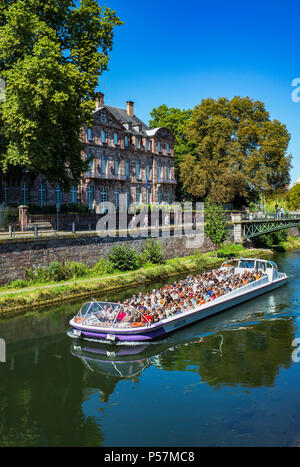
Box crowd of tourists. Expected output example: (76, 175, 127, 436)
(95, 267, 263, 327)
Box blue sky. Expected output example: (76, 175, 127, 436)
(101, 0, 300, 184)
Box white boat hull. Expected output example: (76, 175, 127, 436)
(69, 274, 289, 343)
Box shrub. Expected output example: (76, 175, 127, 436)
(7, 279, 28, 289)
(91, 259, 116, 275)
(24, 265, 49, 283)
(28, 203, 89, 215)
(67, 261, 89, 279)
(141, 238, 165, 264)
(46, 262, 69, 282)
(1, 207, 18, 227)
(108, 245, 142, 271)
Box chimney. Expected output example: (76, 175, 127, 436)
(127, 100, 134, 117)
(95, 92, 104, 109)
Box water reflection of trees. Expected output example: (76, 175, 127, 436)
(0, 310, 297, 446)
(72, 316, 296, 396)
(158, 319, 295, 388)
(0, 337, 103, 447)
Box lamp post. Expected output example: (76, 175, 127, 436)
(56, 202, 60, 231)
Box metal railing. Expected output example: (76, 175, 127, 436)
(240, 212, 300, 222)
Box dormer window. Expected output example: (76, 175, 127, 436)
(133, 124, 142, 132)
(125, 135, 129, 147)
(157, 142, 161, 153)
(146, 139, 150, 151)
(136, 136, 140, 149)
(114, 133, 119, 146)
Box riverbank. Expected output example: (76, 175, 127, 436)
(0, 247, 274, 318)
(281, 236, 300, 250)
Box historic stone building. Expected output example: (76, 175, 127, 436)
(0, 93, 176, 211)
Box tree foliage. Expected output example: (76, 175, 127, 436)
(0, 0, 123, 189)
(149, 104, 193, 200)
(286, 183, 300, 210)
(179, 97, 292, 205)
(204, 202, 229, 248)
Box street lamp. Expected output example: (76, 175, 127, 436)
(56, 202, 60, 231)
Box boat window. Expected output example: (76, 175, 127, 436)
(221, 260, 239, 269)
(266, 262, 277, 270)
(239, 260, 255, 269)
(75, 301, 154, 328)
(256, 261, 266, 271)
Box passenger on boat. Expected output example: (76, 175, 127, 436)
(93, 267, 264, 328)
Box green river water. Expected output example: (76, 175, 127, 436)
(1, 251, 300, 447)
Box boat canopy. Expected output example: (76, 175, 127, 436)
(73, 300, 153, 329)
(221, 258, 278, 272)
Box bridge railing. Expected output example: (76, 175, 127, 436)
(240, 212, 300, 222)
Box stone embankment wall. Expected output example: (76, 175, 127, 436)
(0, 232, 220, 285)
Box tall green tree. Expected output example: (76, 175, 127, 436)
(180, 96, 292, 206)
(204, 202, 229, 250)
(0, 0, 123, 189)
(149, 104, 193, 200)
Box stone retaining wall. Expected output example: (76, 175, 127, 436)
(0, 232, 219, 285)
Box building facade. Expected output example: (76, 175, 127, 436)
(0, 93, 176, 211)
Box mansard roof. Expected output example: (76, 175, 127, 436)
(93, 104, 175, 142)
(94, 105, 149, 135)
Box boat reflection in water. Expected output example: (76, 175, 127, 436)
(70, 283, 295, 388)
(70, 315, 209, 379)
(71, 340, 153, 379)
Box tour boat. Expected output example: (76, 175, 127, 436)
(68, 258, 289, 343)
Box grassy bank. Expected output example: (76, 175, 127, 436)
(0, 246, 273, 318)
(281, 236, 300, 251)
